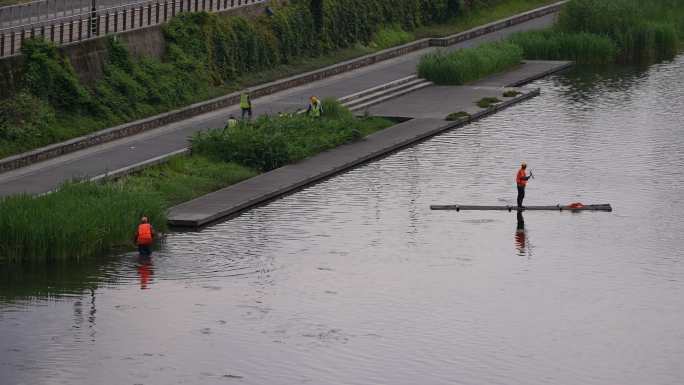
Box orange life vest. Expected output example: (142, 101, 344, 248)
(516, 168, 528, 186)
(137, 223, 153, 245)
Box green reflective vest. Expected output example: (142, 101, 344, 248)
(311, 102, 322, 117)
(240, 93, 250, 109)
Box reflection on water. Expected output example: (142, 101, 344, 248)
(136, 256, 154, 290)
(2, 56, 684, 385)
(515, 211, 527, 256)
(0, 260, 106, 304)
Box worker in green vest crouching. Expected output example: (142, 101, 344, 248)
(226, 115, 238, 128)
(307, 96, 323, 118)
(240, 90, 252, 121)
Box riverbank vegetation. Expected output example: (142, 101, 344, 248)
(0, 157, 255, 262)
(192, 99, 391, 172)
(0, 0, 564, 159)
(0, 183, 167, 262)
(509, 0, 684, 65)
(507, 30, 618, 64)
(0, 104, 392, 262)
(418, 42, 522, 85)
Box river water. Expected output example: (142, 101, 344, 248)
(2, 55, 684, 385)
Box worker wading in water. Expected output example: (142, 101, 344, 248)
(134, 216, 156, 257)
(516, 162, 533, 208)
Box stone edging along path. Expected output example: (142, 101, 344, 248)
(0, 0, 568, 173)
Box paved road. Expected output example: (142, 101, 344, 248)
(0, 12, 556, 197)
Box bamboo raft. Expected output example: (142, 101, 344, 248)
(430, 204, 612, 212)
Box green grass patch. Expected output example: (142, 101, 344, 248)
(418, 42, 522, 85)
(508, 30, 618, 64)
(502, 89, 522, 97)
(370, 25, 415, 50)
(446, 111, 471, 120)
(476, 97, 502, 108)
(192, 100, 393, 172)
(115, 156, 257, 208)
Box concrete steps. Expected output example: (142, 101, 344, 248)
(339, 75, 433, 112)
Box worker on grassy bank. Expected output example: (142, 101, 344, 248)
(240, 90, 252, 121)
(306, 96, 323, 118)
(516, 162, 533, 208)
(226, 115, 239, 128)
(133, 216, 156, 257)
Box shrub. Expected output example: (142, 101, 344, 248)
(20, 39, 93, 112)
(164, 12, 280, 84)
(476, 96, 501, 108)
(371, 24, 415, 49)
(418, 42, 522, 85)
(267, 2, 317, 61)
(192, 101, 391, 171)
(508, 30, 618, 64)
(94, 37, 209, 121)
(0, 92, 56, 151)
(503, 90, 522, 97)
(321, 97, 354, 120)
(446, 111, 471, 120)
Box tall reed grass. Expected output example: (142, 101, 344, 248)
(508, 30, 618, 64)
(557, 0, 682, 63)
(0, 183, 166, 262)
(417, 42, 522, 85)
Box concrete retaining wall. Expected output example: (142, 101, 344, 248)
(0, 1, 567, 173)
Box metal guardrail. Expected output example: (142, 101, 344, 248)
(0, 0, 130, 28)
(0, 0, 264, 58)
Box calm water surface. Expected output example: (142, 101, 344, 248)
(2, 56, 684, 385)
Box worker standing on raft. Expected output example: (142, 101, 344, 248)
(516, 162, 533, 209)
(133, 216, 156, 257)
